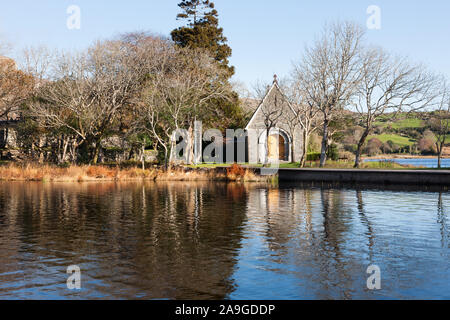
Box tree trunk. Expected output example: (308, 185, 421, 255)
(290, 129, 295, 164)
(38, 137, 44, 164)
(438, 147, 443, 169)
(169, 138, 176, 166)
(187, 125, 194, 165)
(57, 137, 62, 163)
(265, 128, 270, 166)
(70, 139, 78, 164)
(319, 120, 329, 168)
(92, 141, 101, 165)
(354, 129, 370, 168)
(61, 137, 69, 164)
(164, 146, 169, 171)
(141, 145, 145, 170)
(300, 129, 309, 168)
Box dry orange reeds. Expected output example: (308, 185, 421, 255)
(227, 163, 246, 177)
(86, 166, 118, 178)
(0, 163, 269, 183)
(0, 164, 130, 182)
(226, 164, 261, 182)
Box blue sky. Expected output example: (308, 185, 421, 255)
(1, 1, 450, 88)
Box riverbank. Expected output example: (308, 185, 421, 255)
(0, 164, 267, 183)
(277, 168, 450, 186)
(2, 162, 450, 185)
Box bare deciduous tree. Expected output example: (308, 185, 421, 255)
(29, 39, 146, 164)
(21, 46, 54, 82)
(352, 48, 437, 167)
(136, 45, 232, 167)
(429, 82, 450, 169)
(29, 51, 95, 162)
(296, 21, 365, 167)
(288, 75, 321, 167)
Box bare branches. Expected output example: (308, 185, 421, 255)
(291, 21, 440, 168)
(287, 74, 321, 167)
(21, 46, 54, 82)
(134, 44, 232, 165)
(23, 31, 233, 165)
(28, 38, 151, 163)
(352, 47, 438, 167)
(296, 21, 365, 167)
(429, 80, 450, 168)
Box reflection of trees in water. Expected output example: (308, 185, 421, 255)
(317, 189, 355, 299)
(437, 192, 449, 249)
(2, 182, 447, 299)
(264, 188, 294, 254)
(124, 182, 249, 299)
(356, 190, 374, 261)
(247, 187, 309, 257)
(0, 182, 248, 299)
(248, 186, 373, 299)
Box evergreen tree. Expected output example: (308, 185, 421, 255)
(171, 0, 234, 77)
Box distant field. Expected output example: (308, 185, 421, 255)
(375, 118, 424, 129)
(368, 134, 416, 147)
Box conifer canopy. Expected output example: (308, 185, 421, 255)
(171, 0, 234, 77)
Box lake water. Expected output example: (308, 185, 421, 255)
(0, 182, 448, 300)
(365, 158, 450, 168)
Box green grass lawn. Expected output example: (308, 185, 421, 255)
(375, 118, 423, 129)
(369, 133, 416, 147)
(188, 161, 407, 170)
(186, 163, 230, 168)
(391, 118, 423, 129)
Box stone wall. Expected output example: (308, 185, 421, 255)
(245, 83, 303, 164)
(278, 168, 450, 186)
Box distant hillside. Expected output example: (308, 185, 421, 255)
(336, 112, 450, 157)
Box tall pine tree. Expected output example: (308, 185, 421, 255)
(171, 0, 234, 77)
(171, 1, 246, 130)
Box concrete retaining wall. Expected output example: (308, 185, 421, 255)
(277, 168, 450, 186)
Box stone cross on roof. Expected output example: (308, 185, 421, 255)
(273, 74, 278, 84)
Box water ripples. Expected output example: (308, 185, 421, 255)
(0, 182, 448, 299)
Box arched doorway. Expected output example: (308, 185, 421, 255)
(268, 132, 289, 161)
(278, 135, 286, 161)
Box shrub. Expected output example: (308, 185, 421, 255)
(327, 144, 339, 161)
(339, 151, 355, 161)
(307, 152, 321, 161)
(418, 138, 436, 154)
(417, 130, 437, 154)
(308, 133, 322, 153)
(343, 144, 358, 154)
(364, 138, 383, 156)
